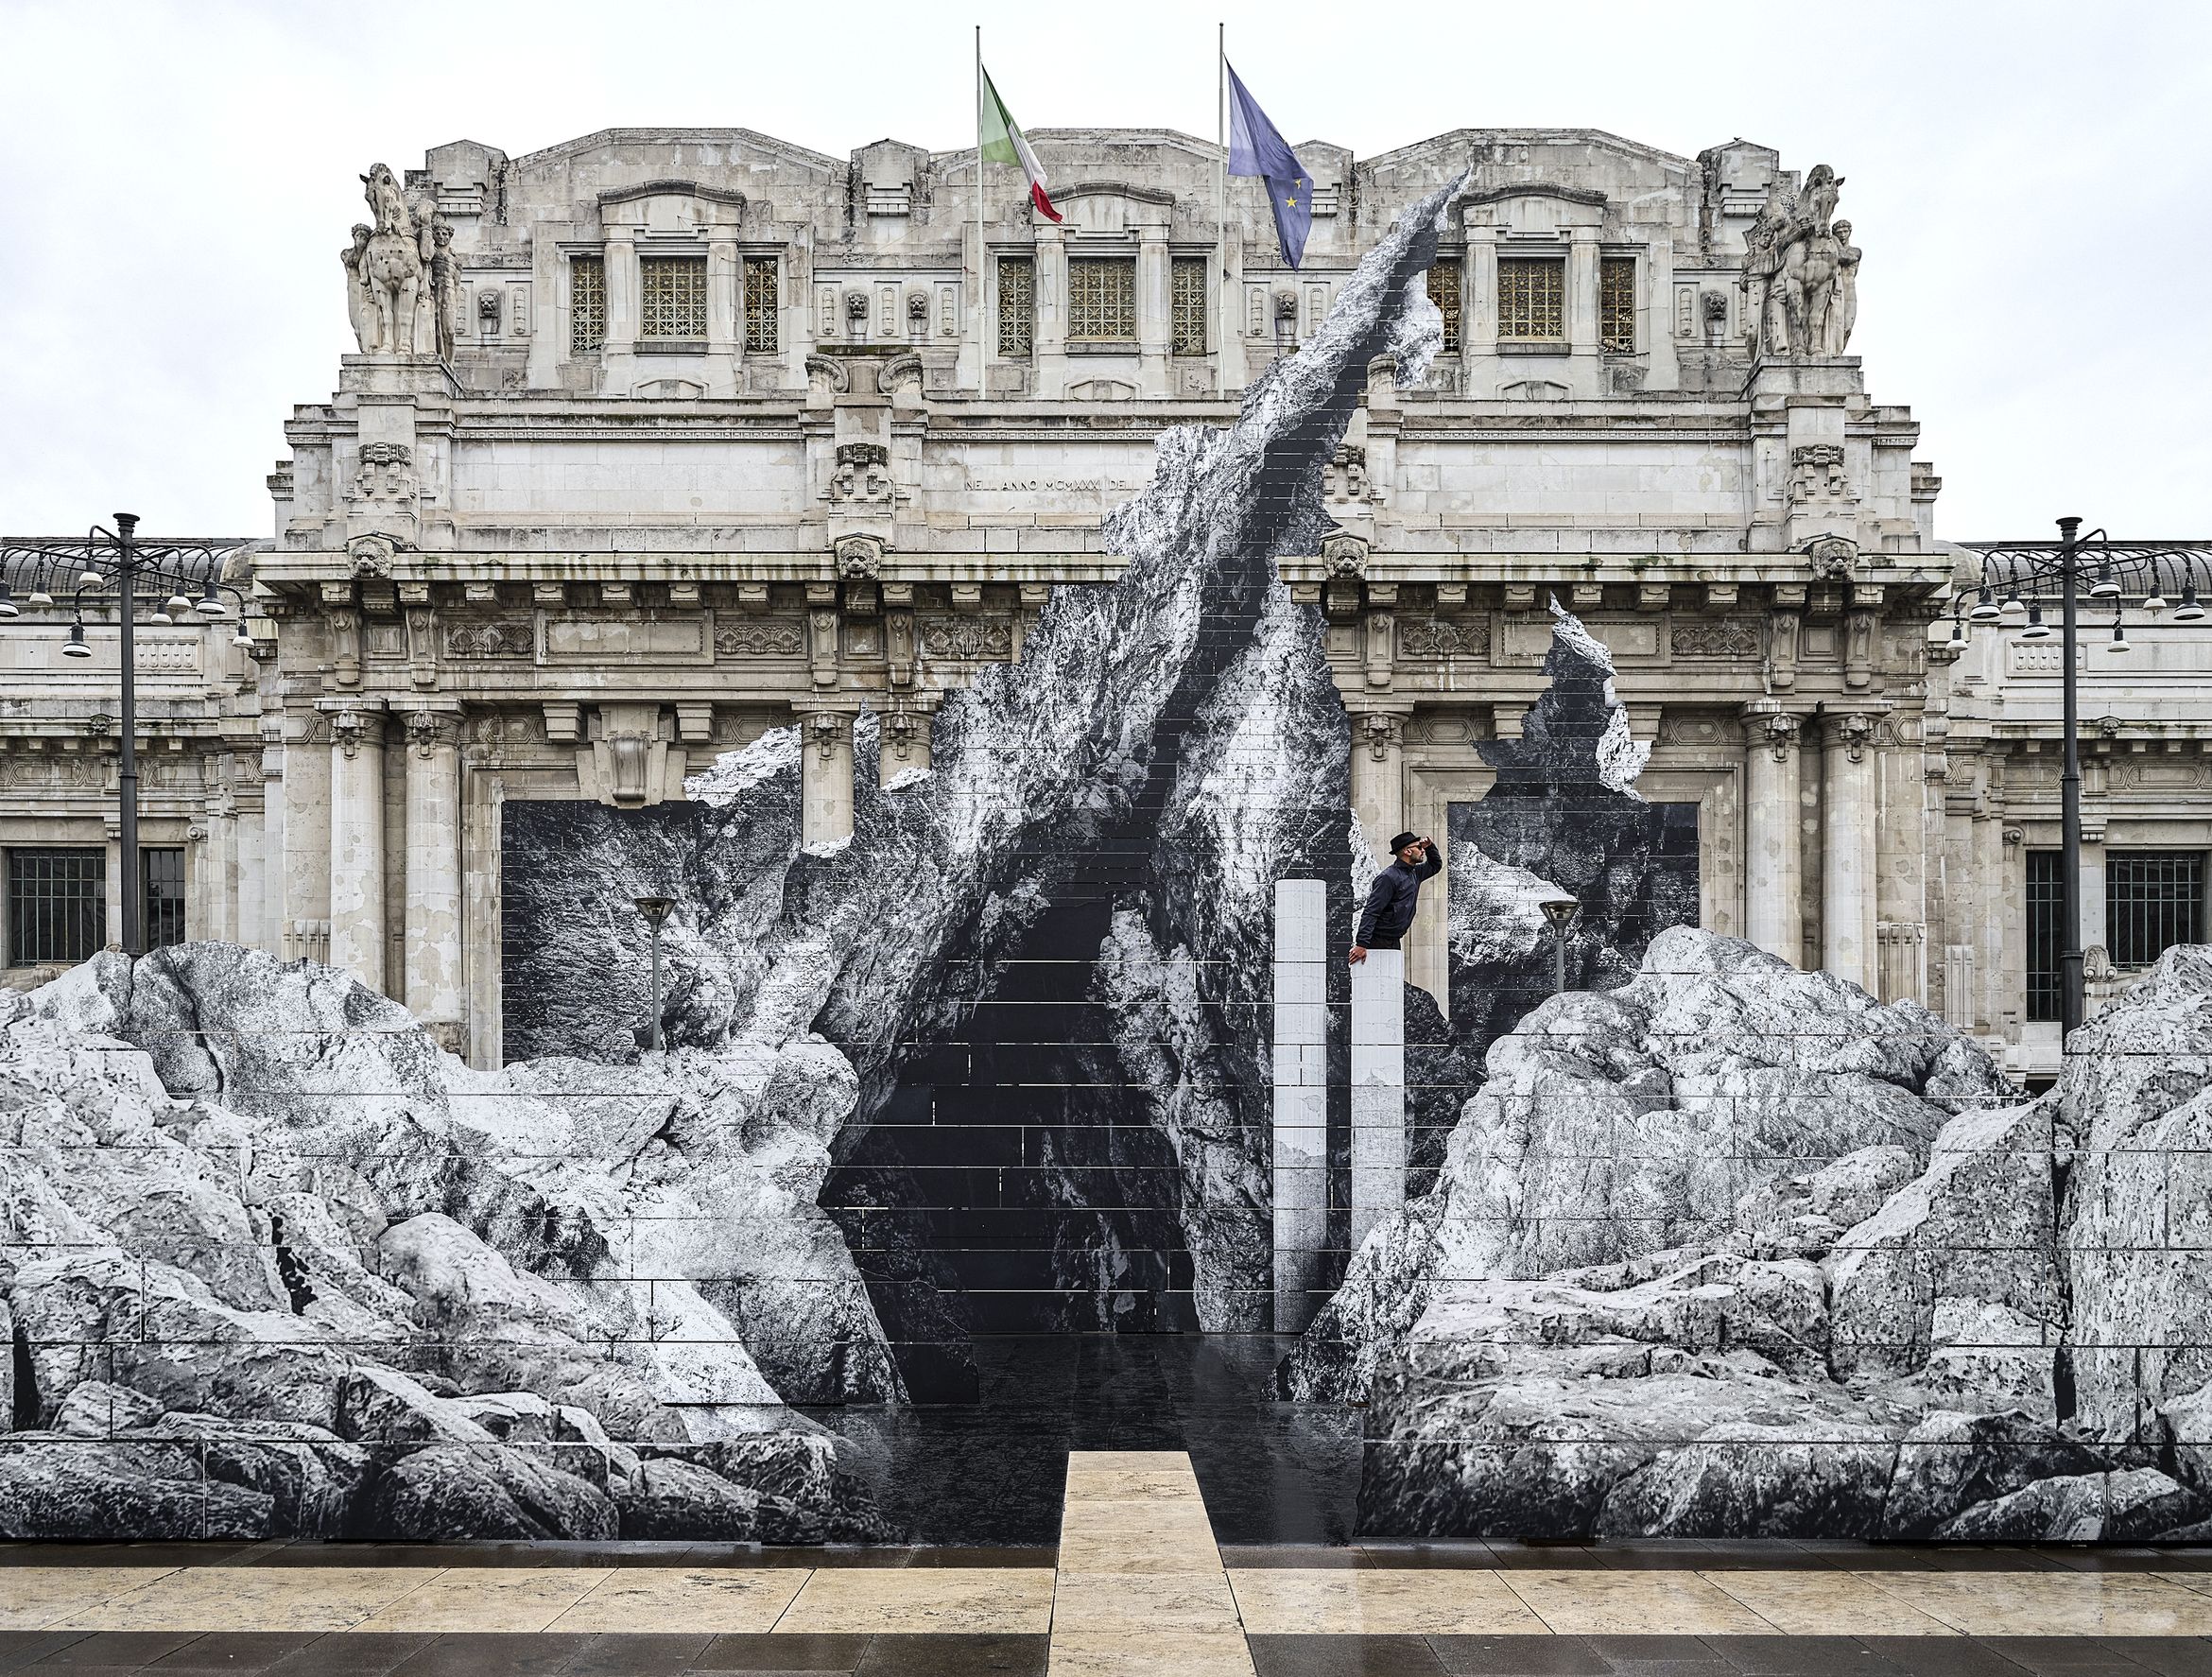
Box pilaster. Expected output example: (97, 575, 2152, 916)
(324, 700, 388, 991)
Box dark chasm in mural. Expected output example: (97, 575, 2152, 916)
(8, 167, 2212, 1545)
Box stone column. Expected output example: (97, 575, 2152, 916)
(281, 717, 331, 963)
(1347, 707, 1408, 863)
(602, 233, 639, 395)
(403, 709, 465, 1049)
(235, 805, 266, 954)
(1137, 231, 1171, 397)
(797, 708, 855, 847)
(1271, 879, 1328, 1333)
(877, 703, 934, 787)
(1741, 703, 1802, 962)
(705, 236, 739, 397)
(1822, 712, 1878, 990)
(327, 705, 387, 991)
(199, 799, 235, 943)
(1350, 945, 1406, 1253)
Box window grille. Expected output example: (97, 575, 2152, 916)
(1068, 257, 1137, 342)
(7, 848, 105, 966)
(143, 846, 186, 951)
(1599, 256, 1636, 352)
(1497, 258, 1564, 340)
(570, 256, 606, 354)
(2106, 851, 2206, 969)
(997, 256, 1034, 357)
(743, 256, 779, 353)
(639, 257, 707, 338)
(1170, 257, 1207, 355)
(2027, 849, 2063, 1022)
(1426, 258, 1462, 353)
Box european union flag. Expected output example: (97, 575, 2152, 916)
(1225, 61, 1312, 270)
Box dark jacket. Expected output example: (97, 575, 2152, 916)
(1356, 842, 1443, 948)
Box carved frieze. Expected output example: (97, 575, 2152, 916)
(828, 444, 892, 507)
(715, 621, 804, 658)
(919, 615, 1013, 660)
(444, 619, 534, 658)
(1325, 444, 1382, 506)
(1397, 617, 1489, 660)
(1788, 443, 1848, 503)
(351, 441, 416, 504)
(1669, 618, 1762, 659)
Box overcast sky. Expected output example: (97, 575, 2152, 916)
(2, 0, 2206, 539)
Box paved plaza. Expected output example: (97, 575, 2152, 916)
(6, 1453, 2211, 1675)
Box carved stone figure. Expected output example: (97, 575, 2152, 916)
(355, 163, 430, 355)
(1741, 181, 1794, 355)
(340, 224, 381, 352)
(1744, 164, 1857, 359)
(430, 222, 460, 359)
(1826, 219, 1861, 354)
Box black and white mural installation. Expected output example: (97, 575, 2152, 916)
(6, 164, 2212, 1544)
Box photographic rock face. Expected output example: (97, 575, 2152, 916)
(501, 176, 1467, 1392)
(9, 155, 2212, 1547)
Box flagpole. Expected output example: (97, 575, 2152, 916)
(1216, 24, 1226, 365)
(976, 25, 985, 389)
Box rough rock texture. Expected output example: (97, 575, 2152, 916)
(498, 178, 1467, 1375)
(0, 949, 894, 1540)
(1295, 930, 2212, 1541)
(1445, 604, 1700, 1053)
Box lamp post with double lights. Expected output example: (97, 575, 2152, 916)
(0, 523, 256, 957)
(1953, 525, 2212, 1039)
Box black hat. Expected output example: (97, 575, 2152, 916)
(1389, 832, 1422, 854)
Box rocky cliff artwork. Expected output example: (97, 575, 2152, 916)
(1284, 933, 2212, 1542)
(0, 946, 895, 1541)
(8, 155, 2210, 1547)
(1443, 603, 1702, 1056)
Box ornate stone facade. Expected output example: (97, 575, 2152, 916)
(6, 124, 2206, 1078)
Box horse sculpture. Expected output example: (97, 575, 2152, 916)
(354, 163, 431, 354)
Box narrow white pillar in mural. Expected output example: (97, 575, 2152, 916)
(1271, 879, 1329, 1333)
(1350, 943, 1407, 1253)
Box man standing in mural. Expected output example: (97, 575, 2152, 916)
(1348, 833, 1443, 963)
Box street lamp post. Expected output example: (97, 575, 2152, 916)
(1958, 526, 2212, 1040)
(2, 524, 254, 958)
(114, 514, 141, 955)
(1539, 896, 1581, 996)
(634, 894, 676, 1051)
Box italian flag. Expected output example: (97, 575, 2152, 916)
(979, 65, 1062, 222)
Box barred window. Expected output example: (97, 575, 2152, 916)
(639, 256, 707, 338)
(1599, 256, 1636, 352)
(743, 255, 779, 353)
(997, 256, 1033, 357)
(570, 255, 606, 354)
(2107, 851, 2206, 969)
(1426, 257, 1462, 353)
(143, 846, 186, 951)
(1068, 257, 1136, 342)
(1497, 258, 1564, 340)
(1171, 256, 1207, 355)
(8, 848, 105, 966)
(2026, 850, 2063, 1022)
